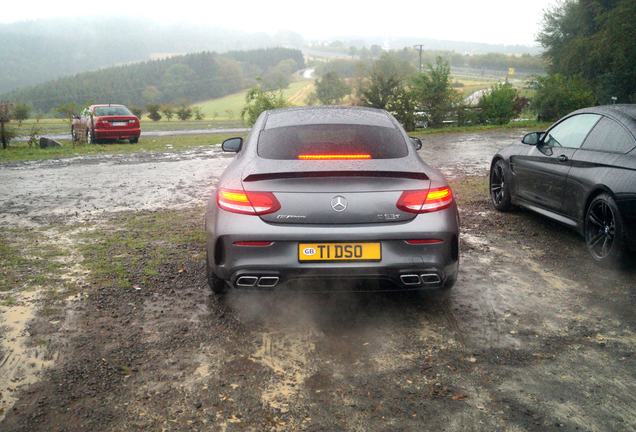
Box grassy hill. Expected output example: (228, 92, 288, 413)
(193, 80, 315, 120)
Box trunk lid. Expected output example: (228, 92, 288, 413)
(242, 160, 430, 224)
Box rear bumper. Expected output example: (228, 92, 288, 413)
(94, 128, 141, 140)
(206, 204, 460, 290)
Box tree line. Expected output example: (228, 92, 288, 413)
(1, 48, 305, 115)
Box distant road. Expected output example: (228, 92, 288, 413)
(15, 127, 250, 142)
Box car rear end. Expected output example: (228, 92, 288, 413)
(206, 108, 459, 291)
(93, 105, 141, 141)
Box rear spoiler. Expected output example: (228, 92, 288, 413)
(243, 170, 429, 182)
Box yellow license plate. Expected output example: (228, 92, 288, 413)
(298, 242, 381, 262)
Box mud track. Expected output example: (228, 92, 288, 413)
(1, 130, 634, 431)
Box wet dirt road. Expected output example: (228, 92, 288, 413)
(0, 130, 512, 226)
(1, 129, 634, 431)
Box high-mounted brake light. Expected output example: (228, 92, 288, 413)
(397, 186, 453, 213)
(217, 188, 281, 215)
(297, 154, 372, 160)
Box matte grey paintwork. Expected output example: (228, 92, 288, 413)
(205, 107, 460, 290)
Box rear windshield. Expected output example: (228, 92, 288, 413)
(257, 124, 408, 160)
(94, 106, 132, 116)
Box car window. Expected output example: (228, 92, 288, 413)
(257, 124, 408, 160)
(543, 114, 601, 149)
(94, 106, 133, 116)
(581, 117, 636, 154)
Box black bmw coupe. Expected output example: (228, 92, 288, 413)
(490, 105, 636, 266)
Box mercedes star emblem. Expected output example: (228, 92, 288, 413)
(331, 195, 347, 212)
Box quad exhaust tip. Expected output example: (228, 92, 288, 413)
(235, 275, 280, 288)
(399, 273, 442, 286)
(420, 273, 442, 284)
(257, 276, 279, 288)
(400, 274, 422, 286)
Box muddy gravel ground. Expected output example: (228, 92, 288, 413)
(0, 129, 634, 431)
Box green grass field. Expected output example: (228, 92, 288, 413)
(194, 80, 314, 119)
(0, 133, 242, 163)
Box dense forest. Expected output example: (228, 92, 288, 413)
(2, 48, 305, 114)
(0, 18, 303, 94)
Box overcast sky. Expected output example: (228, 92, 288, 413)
(1, 0, 558, 46)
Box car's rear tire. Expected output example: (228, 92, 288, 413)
(490, 159, 512, 211)
(129, 137, 139, 144)
(584, 193, 627, 267)
(206, 252, 227, 294)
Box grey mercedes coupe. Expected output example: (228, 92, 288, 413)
(205, 106, 460, 294)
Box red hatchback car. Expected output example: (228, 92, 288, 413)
(72, 104, 141, 144)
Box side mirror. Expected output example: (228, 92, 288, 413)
(409, 136, 423, 150)
(521, 132, 543, 145)
(222, 137, 243, 153)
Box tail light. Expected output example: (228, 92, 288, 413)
(217, 188, 280, 215)
(397, 186, 453, 213)
(96, 119, 110, 127)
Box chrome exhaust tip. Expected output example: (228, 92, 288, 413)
(236, 276, 258, 287)
(400, 274, 422, 286)
(420, 273, 442, 284)
(257, 276, 279, 288)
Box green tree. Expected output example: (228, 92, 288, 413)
(314, 72, 350, 105)
(478, 82, 519, 124)
(192, 106, 204, 120)
(262, 59, 297, 90)
(161, 104, 175, 121)
(176, 104, 193, 121)
(532, 74, 595, 121)
(386, 87, 419, 132)
(12, 103, 31, 126)
(241, 84, 290, 126)
(146, 104, 162, 122)
(538, 0, 636, 103)
(411, 57, 460, 128)
(359, 53, 413, 110)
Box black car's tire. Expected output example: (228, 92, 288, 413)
(584, 193, 627, 267)
(206, 253, 227, 294)
(129, 137, 139, 144)
(490, 159, 512, 211)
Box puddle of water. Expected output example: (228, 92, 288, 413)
(0, 292, 55, 421)
(250, 330, 317, 415)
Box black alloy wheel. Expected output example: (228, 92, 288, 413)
(585, 194, 626, 266)
(490, 159, 512, 211)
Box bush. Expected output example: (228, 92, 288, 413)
(478, 82, 518, 124)
(241, 84, 290, 126)
(176, 104, 193, 121)
(146, 104, 162, 122)
(532, 74, 596, 121)
(161, 105, 175, 121)
(192, 106, 204, 120)
(12, 103, 31, 126)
